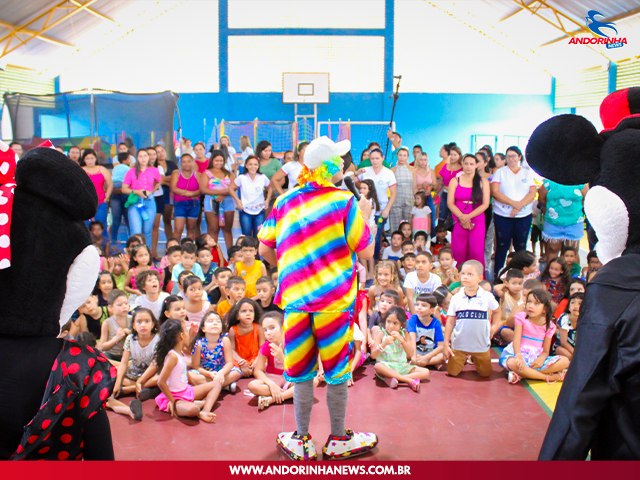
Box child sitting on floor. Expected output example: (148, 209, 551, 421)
(255, 276, 283, 313)
(247, 312, 294, 410)
(227, 298, 265, 378)
(444, 260, 501, 378)
(371, 307, 431, 392)
(433, 247, 459, 287)
(408, 294, 444, 368)
(499, 288, 570, 384)
(493, 268, 525, 345)
(190, 311, 242, 395)
(554, 292, 583, 360)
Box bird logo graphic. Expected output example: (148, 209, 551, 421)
(585, 10, 618, 38)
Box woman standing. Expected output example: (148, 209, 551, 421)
(490, 146, 537, 279)
(390, 147, 414, 233)
(240, 135, 254, 162)
(81, 149, 113, 232)
(270, 141, 308, 195)
(122, 149, 161, 243)
(413, 152, 436, 234)
(193, 141, 210, 174)
(447, 154, 490, 266)
(199, 149, 235, 250)
(230, 155, 272, 237)
(147, 147, 165, 259)
(170, 153, 202, 240)
(255, 140, 282, 181)
(220, 135, 239, 174)
(153, 144, 177, 256)
(538, 179, 587, 263)
(438, 145, 463, 227)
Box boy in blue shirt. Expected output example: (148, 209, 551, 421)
(408, 293, 444, 368)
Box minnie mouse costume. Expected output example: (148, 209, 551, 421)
(0, 141, 115, 460)
(526, 87, 640, 460)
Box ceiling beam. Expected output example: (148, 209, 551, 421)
(0, 19, 74, 48)
(0, 0, 108, 59)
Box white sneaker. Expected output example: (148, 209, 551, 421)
(225, 382, 237, 393)
(322, 429, 378, 460)
(277, 432, 318, 461)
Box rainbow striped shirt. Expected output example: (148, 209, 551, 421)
(258, 183, 372, 313)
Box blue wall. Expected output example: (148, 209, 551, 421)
(176, 91, 553, 165)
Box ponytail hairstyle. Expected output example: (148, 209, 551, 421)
(155, 320, 184, 370)
(159, 295, 184, 325)
(462, 154, 483, 206)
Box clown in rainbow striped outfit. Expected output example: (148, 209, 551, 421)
(258, 136, 377, 460)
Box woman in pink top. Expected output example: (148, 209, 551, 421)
(81, 149, 113, 234)
(122, 149, 161, 244)
(438, 145, 462, 226)
(447, 154, 490, 267)
(170, 153, 201, 239)
(193, 141, 209, 174)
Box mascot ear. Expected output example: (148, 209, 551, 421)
(526, 114, 603, 184)
(15, 147, 98, 221)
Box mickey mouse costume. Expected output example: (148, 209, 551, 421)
(0, 141, 115, 460)
(526, 87, 640, 460)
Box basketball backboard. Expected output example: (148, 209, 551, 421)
(283, 72, 329, 104)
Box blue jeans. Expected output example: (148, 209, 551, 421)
(240, 210, 265, 238)
(110, 193, 128, 244)
(86, 202, 108, 231)
(128, 197, 157, 244)
(427, 194, 437, 234)
(493, 213, 532, 278)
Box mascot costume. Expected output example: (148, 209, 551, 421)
(258, 136, 377, 460)
(527, 87, 640, 459)
(0, 141, 115, 460)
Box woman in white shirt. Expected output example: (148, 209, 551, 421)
(229, 155, 272, 237)
(240, 135, 254, 162)
(220, 135, 239, 173)
(270, 142, 309, 195)
(490, 146, 538, 279)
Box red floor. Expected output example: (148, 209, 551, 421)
(109, 361, 550, 460)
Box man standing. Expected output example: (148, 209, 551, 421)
(258, 136, 376, 461)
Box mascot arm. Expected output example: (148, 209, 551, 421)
(539, 283, 617, 459)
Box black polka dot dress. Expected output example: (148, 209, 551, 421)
(11, 340, 115, 460)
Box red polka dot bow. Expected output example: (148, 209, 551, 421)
(0, 141, 17, 270)
(0, 139, 55, 270)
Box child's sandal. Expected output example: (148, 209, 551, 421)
(409, 379, 420, 393)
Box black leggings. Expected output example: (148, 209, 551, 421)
(0, 336, 114, 460)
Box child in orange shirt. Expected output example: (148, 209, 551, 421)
(227, 298, 266, 377)
(217, 276, 246, 320)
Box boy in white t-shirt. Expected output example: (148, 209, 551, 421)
(381, 231, 404, 261)
(444, 260, 501, 378)
(404, 251, 442, 314)
(133, 269, 169, 320)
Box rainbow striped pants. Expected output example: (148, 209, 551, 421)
(283, 310, 354, 385)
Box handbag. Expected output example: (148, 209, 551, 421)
(124, 192, 142, 208)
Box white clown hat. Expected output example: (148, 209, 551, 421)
(303, 136, 351, 170)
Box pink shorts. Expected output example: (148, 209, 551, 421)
(155, 386, 195, 412)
